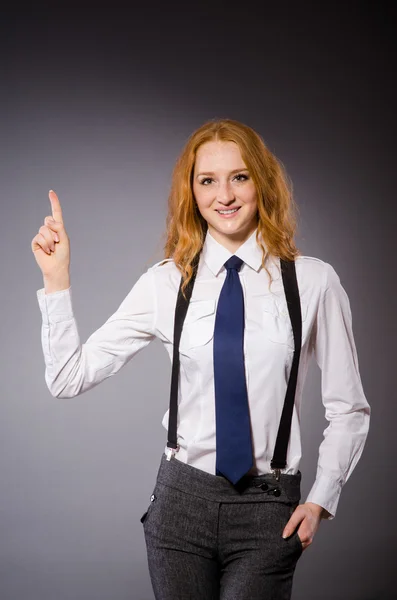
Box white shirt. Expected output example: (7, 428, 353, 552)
(36, 228, 370, 520)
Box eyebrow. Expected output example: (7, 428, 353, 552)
(196, 168, 249, 178)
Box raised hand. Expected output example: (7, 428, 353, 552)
(31, 190, 71, 283)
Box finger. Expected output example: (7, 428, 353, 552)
(49, 189, 63, 224)
(36, 232, 54, 255)
(44, 216, 60, 241)
(282, 518, 302, 538)
(39, 225, 56, 252)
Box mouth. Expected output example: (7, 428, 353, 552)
(215, 207, 241, 218)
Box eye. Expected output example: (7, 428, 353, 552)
(199, 173, 249, 186)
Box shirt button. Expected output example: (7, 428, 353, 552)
(260, 483, 268, 491)
(272, 488, 281, 497)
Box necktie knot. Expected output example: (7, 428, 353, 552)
(224, 255, 244, 272)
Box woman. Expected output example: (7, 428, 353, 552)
(32, 118, 370, 599)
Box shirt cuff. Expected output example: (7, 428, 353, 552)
(304, 474, 343, 520)
(36, 286, 74, 326)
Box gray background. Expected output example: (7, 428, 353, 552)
(1, 3, 395, 599)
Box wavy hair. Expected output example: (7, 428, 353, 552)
(163, 118, 301, 296)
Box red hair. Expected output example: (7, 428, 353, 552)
(163, 118, 301, 295)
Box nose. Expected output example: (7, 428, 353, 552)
(217, 181, 235, 205)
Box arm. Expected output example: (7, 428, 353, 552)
(304, 262, 371, 520)
(36, 268, 157, 398)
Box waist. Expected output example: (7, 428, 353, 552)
(155, 452, 302, 505)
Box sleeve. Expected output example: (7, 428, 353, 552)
(36, 268, 157, 399)
(304, 262, 371, 520)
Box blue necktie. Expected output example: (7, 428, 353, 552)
(214, 255, 253, 484)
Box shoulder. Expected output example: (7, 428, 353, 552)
(144, 257, 181, 289)
(294, 255, 342, 295)
(147, 258, 175, 270)
(147, 257, 179, 275)
(295, 254, 328, 272)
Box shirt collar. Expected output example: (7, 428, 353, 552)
(201, 228, 265, 277)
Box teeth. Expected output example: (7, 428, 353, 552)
(218, 208, 239, 214)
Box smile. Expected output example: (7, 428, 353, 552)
(216, 207, 240, 215)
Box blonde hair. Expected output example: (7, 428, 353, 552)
(163, 118, 301, 296)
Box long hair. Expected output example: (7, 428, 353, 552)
(163, 118, 301, 296)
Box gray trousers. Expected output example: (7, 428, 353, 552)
(140, 453, 303, 600)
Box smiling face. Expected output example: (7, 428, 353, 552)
(192, 140, 259, 252)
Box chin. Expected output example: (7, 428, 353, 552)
(212, 222, 251, 237)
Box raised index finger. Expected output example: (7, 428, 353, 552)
(49, 189, 63, 223)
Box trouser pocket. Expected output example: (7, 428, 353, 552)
(288, 502, 303, 556)
(140, 490, 158, 524)
(292, 528, 303, 554)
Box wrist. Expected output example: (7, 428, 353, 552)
(43, 272, 71, 294)
(306, 501, 328, 519)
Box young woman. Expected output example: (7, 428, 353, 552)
(32, 119, 370, 600)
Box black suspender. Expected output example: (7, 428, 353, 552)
(166, 254, 200, 457)
(270, 259, 302, 479)
(166, 256, 302, 481)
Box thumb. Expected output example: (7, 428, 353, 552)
(45, 216, 65, 232)
(282, 515, 301, 538)
(44, 216, 67, 244)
